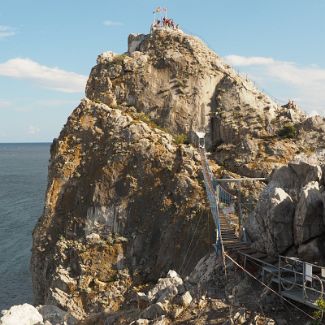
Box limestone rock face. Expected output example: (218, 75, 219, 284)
(294, 181, 325, 245)
(269, 162, 322, 200)
(86, 28, 325, 177)
(31, 99, 210, 318)
(247, 162, 325, 260)
(247, 186, 295, 255)
(87, 29, 226, 150)
(37, 305, 77, 325)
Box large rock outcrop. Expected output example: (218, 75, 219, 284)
(31, 99, 212, 318)
(86, 28, 325, 177)
(246, 162, 325, 262)
(31, 27, 325, 319)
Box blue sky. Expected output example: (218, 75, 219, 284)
(1, 0, 325, 142)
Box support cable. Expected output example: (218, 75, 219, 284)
(224, 252, 319, 323)
(179, 210, 204, 276)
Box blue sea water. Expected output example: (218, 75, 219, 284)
(0, 143, 50, 311)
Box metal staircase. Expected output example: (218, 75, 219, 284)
(196, 132, 325, 309)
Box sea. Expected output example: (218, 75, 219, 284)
(0, 143, 50, 311)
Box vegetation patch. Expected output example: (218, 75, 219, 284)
(313, 298, 325, 324)
(112, 54, 128, 65)
(174, 133, 189, 145)
(278, 123, 298, 139)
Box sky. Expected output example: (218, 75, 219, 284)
(1, 0, 325, 142)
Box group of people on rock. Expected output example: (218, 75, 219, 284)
(152, 17, 179, 30)
(287, 100, 297, 109)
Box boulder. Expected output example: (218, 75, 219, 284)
(141, 302, 167, 320)
(294, 181, 325, 245)
(233, 307, 246, 324)
(0, 304, 43, 325)
(52, 267, 77, 292)
(178, 291, 192, 307)
(136, 292, 150, 309)
(301, 115, 325, 133)
(246, 186, 295, 255)
(151, 315, 170, 325)
(46, 288, 86, 320)
(85, 233, 101, 243)
(269, 162, 322, 200)
(298, 236, 325, 263)
(171, 307, 184, 319)
(37, 305, 77, 325)
(148, 271, 183, 303)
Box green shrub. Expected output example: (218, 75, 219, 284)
(312, 298, 325, 324)
(112, 54, 127, 65)
(174, 133, 188, 145)
(137, 113, 158, 128)
(278, 123, 297, 138)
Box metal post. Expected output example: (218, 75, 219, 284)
(278, 256, 282, 296)
(238, 182, 243, 237)
(303, 262, 306, 301)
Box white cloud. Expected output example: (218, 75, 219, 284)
(0, 100, 11, 108)
(0, 58, 87, 93)
(28, 125, 40, 135)
(225, 55, 275, 67)
(225, 54, 325, 115)
(0, 25, 15, 39)
(103, 20, 123, 27)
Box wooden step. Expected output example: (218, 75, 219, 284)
(224, 243, 249, 249)
(222, 236, 238, 240)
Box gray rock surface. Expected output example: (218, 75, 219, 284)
(294, 181, 325, 245)
(31, 99, 209, 318)
(37, 305, 77, 325)
(247, 162, 325, 261)
(247, 186, 295, 255)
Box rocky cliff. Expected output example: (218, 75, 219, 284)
(31, 98, 215, 318)
(86, 28, 325, 177)
(31, 27, 325, 321)
(246, 162, 325, 263)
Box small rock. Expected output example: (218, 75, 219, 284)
(233, 308, 246, 324)
(141, 302, 166, 320)
(179, 291, 192, 307)
(171, 306, 184, 319)
(85, 233, 101, 243)
(0, 304, 43, 325)
(136, 292, 150, 309)
(37, 305, 77, 325)
(167, 270, 179, 278)
(151, 315, 169, 325)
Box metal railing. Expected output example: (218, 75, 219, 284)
(277, 256, 325, 303)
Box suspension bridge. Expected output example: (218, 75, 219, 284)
(197, 132, 325, 315)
